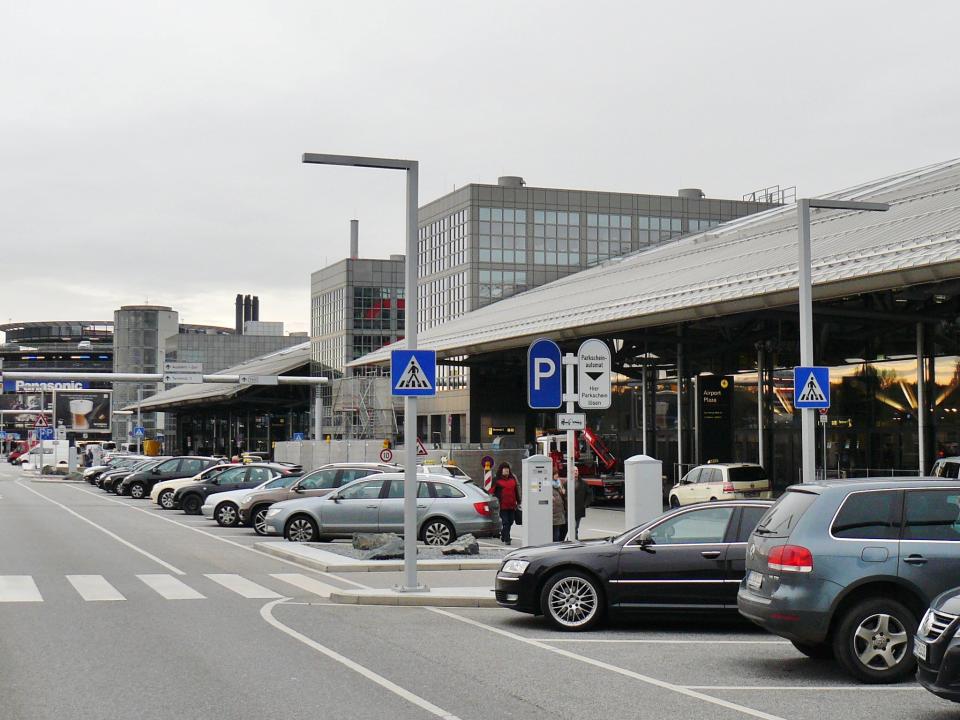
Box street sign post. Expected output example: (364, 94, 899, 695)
(238, 375, 280, 386)
(416, 437, 429, 457)
(794, 366, 830, 409)
(133, 426, 146, 438)
(38, 428, 54, 441)
(293, 432, 304, 441)
(577, 339, 612, 409)
(557, 413, 586, 431)
(527, 339, 562, 409)
(163, 373, 203, 385)
(163, 362, 203, 373)
(390, 351, 436, 396)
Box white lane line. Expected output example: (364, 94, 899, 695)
(261, 599, 461, 720)
(0, 576, 43, 602)
(684, 685, 923, 691)
(65, 484, 368, 589)
(205, 574, 282, 599)
(66, 575, 126, 601)
(428, 608, 786, 720)
(531, 638, 790, 644)
(271, 573, 341, 598)
(16, 480, 185, 575)
(137, 574, 206, 600)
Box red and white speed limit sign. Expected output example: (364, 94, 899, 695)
(379, 448, 393, 463)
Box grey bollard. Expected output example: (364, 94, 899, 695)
(624, 454, 663, 530)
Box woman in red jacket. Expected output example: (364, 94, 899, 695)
(490, 462, 522, 545)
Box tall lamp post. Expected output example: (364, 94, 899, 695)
(797, 198, 888, 484)
(301, 152, 423, 591)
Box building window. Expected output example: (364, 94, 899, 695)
(419, 209, 468, 277)
(638, 216, 682, 246)
(533, 210, 579, 267)
(478, 207, 526, 264)
(688, 218, 721, 233)
(353, 287, 392, 331)
(478, 269, 528, 301)
(585, 213, 631, 266)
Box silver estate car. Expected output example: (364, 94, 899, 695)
(263, 472, 500, 545)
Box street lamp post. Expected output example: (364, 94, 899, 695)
(797, 198, 888, 484)
(302, 152, 423, 591)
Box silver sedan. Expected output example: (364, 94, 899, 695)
(263, 472, 500, 545)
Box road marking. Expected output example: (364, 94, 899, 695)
(271, 573, 341, 598)
(65, 484, 368, 589)
(205, 574, 282, 599)
(0, 576, 43, 602)
(684, 685, 923, 691)
(66, 575, 126, 601)
(137, 574, 206, 600)
(531, 638, 790, 644)
(261, 599, 462, 720)
(17, 480, 185, 575)
(428, 608, 786, 720)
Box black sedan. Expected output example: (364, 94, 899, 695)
(173, 463, 300, 516)
(495, 500, 773, 630)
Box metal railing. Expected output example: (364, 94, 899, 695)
(816, 467, 921, 481)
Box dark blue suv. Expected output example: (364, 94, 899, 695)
(738, 479, 960, 683)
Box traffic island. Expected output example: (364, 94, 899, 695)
(254, 541, 504, 572)
(329, 586, 498, 608)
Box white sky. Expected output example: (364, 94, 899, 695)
(2, 1, 959, 337)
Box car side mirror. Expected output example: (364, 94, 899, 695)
(331, 494, 340, 503)
(152, 468, 160, 474)
(293, 484, 303, 493)
(637, 529, 654, 547)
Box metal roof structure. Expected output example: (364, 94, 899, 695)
(128, 342, 311, 411)
(351, 158, 960, 365)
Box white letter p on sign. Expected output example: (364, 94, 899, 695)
(534, 358, 555, 390)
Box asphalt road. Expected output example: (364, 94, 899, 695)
(1, 463, 956, 720)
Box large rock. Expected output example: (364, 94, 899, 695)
(440, 534, 479, 556)
(360, 536, 405, 560)
(352, 533, 400, 551)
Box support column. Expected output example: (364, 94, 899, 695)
(676, 341, 684, 478)
(757, 344, 765, 467)
(917, 323, 926, 476)
(641, 363, 648, 456)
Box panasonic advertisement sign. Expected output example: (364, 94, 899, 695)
(2, 380, 90, 393)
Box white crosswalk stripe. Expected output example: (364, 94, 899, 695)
(205, 574, 282, 599)
(271, 573, 341, 598)
(66, 575, 125, 601)
(137, 574, 206, 600)
(0, 575, 43, 602)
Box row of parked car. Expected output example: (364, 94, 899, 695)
(495, 472, 960, 702)
(84, 454, 500, 544)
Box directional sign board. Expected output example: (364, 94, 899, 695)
(38, 427, 55, 440)
(527, 338, 562, 409)
(557, 413, 586, 431)
(239, 375, 279, 386)
(794, 366, 831, 409)
(133, 426, 146, 438)
(163, 362, 203, 373)
(391, 350, 436, 397)
(163, 373, 203, 385)
(577, 339, 612, 409)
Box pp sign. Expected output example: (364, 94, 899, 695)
(527, 338, 562, 409)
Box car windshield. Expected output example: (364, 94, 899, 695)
(265, 475, 299, 489)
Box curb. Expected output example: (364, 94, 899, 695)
(329, 588, 499, 608)
(254, 542, 503, 573)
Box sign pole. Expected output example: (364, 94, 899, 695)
(563, 353, 577, 541)
(798, 199, 816, 485)
(402, 161, 421, 591)
(136, 384, 142, 454)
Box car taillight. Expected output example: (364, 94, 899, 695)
(768, 544, 814, 573)
(722, 481, 735, 493)
(473, 501, 492, 517)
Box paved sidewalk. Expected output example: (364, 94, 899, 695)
(329, 585, 498, 608)
(255, 541, 503, 573)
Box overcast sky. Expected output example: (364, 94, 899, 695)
(3, 1, 959, 338)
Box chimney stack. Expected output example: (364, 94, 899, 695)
(243, 295, 252, 326)
(252, 295, 260, 321)
(350, 219, 359, 259)
(235, 294, 243, 334)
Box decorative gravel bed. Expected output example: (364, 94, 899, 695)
(307, 540, 512, 561)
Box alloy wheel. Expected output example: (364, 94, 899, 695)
(216, 505, 237, 527)
(423, 521, 452, 546)
(159, 491, 175, 509)
(853, 613, 909, 671)
(548, 577, 599, 628)
(287, 518, 314, 542)
(130, 484, 144, 499)
(253, 508, 269, 535)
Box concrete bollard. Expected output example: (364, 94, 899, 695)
(624, 454, 663, 530)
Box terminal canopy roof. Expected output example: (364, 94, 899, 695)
(349, 159, 960, 366)
(127, 342, 311, 412)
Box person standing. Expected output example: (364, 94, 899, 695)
(490, 462, 521, 545)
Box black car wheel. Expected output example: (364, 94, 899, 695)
(669, 495, 680, 509)
(791, 640, 834, 659)
(215, 502, 239, 528)
(181, 494, 202, 515)
(540, 569, 604, 631)
(285, 515, 318, 543)
(158, 490, 176, 510)
(128, 481, 146, 499)
(115, 483, 125, 496)
(832, 597, 917, 683)
(251, 505, 271, 536)
(421, 518, 455, 546)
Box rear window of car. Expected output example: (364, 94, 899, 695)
(933, 461, 960, 479)
(754, 490, 818, 537)
(831, 490, 899, 540)
(728, 466, 767, 483)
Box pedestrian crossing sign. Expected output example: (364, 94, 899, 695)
(794, 366, 830, 409)
(391, 350, 436, 397)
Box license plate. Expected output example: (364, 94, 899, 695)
(746, 571, 763, 591)
(914, 639, 928, 661)
(743, 491, 760, 497)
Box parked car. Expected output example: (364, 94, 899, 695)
(738, 479, 960, 683)
(202, 472, 302, 527)
(151, 463, 240, 509)
(84, 455, 145, 484)
(932, 457, 960, 479)
(420, 464, 473, 484)
(101, 458, 168, 492)
(916, 587, 960, 702)
(174, 463, 301, 516)
(238, 462, 396, 535)
(7, 441, 32, 465)
(118, 456, 222, 498)
(264, 472, 500, 545)
(495, 500, 772, 630)
(668, 463, 771, 507)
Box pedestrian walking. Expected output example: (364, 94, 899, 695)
(552, 473, 567, 542)
(490, 461, 521, 545)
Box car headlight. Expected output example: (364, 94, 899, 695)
(501, 560, 530, 575)
(265, 508, 281, 517)
(241, 495, 255, 504)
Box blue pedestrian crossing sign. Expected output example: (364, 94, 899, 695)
(293, 432, 305, 441)
(391, 350, 436, 397)
(0, 431, 6, 440)
(794, 366, 830, 409)
(133, 426, 146, 438)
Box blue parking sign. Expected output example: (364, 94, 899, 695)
(794, 366, 830, 409)
(391, 350, 436, 397)
(527, 338, 562, 409)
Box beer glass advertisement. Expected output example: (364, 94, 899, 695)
(53, 390, 112, 434)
